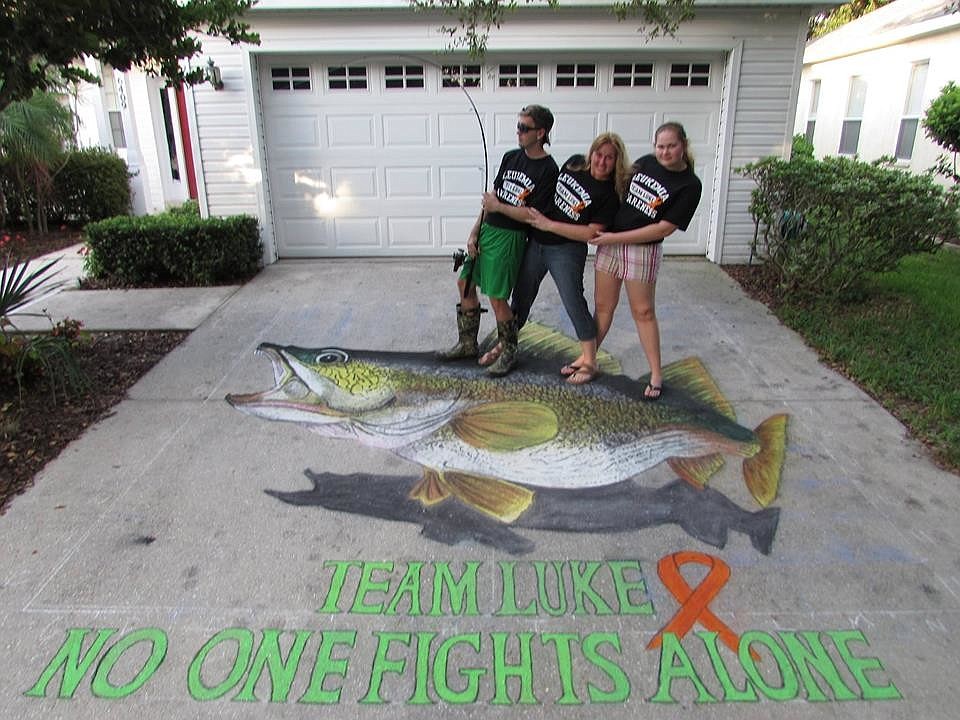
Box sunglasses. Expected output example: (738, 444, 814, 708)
(516, 123, 539, 134)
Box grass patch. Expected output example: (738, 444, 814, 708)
(775, 249, 960, 471)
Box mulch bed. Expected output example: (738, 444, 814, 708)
(1, 331, 189, 514)
(1, 229, 188, 514)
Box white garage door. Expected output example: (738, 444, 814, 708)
(258, 53, 722, 257)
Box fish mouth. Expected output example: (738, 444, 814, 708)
(226, 344, 357, 418)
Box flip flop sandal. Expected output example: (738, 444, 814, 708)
(559, 363, 581, 377)
(642, 383, 663, 401)
(567, 366, 598, 385)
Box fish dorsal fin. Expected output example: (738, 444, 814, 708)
(662, 357, 736, 421)
(450, 401, 558, 451)
(480, 322, 621, 376)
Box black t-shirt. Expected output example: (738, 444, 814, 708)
(486, 148, 560, 231)
(612, 154, 702, 242)
(530, 155, 620, 246)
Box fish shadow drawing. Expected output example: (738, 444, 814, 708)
(227, 322, 788, 555)
(268, 470, 780, 556)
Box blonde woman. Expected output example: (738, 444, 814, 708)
(484, 132, 628, 384)
(589, 122, 702, 400)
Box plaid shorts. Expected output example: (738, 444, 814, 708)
(594, 241, 663, 283)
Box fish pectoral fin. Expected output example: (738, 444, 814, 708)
(661, 358, 736, 422)
(668, 454, 726, 488)
(450, 402, 558, 451)
(743, 414, 789, 507)
(409, 469, 451, 506)
(443, 472, 534, 523)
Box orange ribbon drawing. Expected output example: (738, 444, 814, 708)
(647, 551, 759, 661)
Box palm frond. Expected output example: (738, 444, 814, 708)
(0, 255, 65, 318)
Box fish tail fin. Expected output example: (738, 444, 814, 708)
(442, 472, 534, 523)
(746, 506, 781, 556)
(668, 454, 726, 488)
(742, 414, 789, 506)
(409, 469, 451, 506)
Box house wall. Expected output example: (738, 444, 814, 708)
(795, 26, 960, 184)
(189, 5, 812, 264)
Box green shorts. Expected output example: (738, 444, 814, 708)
(458, 224, 526, 300)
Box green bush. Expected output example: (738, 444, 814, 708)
(83, 212, 262, 286)
(923, 81, 960, 183)
(739, 154, 960, 303)
(791, 133, 814, 160)
(53, 147, 132, 224)
(165, 199, 200, 218)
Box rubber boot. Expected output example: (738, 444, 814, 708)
(486, 317, 519, 377)
(435, 304, 481, 360)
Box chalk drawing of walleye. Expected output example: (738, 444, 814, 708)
(226, 323, 788, 547)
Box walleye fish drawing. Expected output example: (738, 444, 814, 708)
(226, 324, 788, 533)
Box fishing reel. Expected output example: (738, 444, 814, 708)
(452, 248, 468, 271)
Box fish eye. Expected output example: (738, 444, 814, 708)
(315, 349, 348, 364)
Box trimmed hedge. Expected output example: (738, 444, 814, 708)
(83, 212, 262, 286)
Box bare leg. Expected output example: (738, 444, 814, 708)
(593, 268, 623, 349)
(458, 278, 479, 310)
(489, 297, 512, 323)
(623, 279, 662, 395)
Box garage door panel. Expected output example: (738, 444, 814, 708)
(553, 113, 600, 146)
(607, 113, 657, 147)
(334, 218, 382, 249)
(384, 166, 432, 198)
(281, 218, 331, 256)
(268, 116, 320, 148)
(387, 217, 434, 249)
(664, 216, 703, 255)
(664, 112, 713, 143)
(330, 168, 378, 199)
(441, 217, 478, 249)
(326, 116, 376, 147)
(440, 166, 486, 198)
(383, 114, 431, 146)
(269, 166, 326, 198)
(439, 113, 485, 146)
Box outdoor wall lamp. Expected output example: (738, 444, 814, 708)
(206, 58, 224, 91)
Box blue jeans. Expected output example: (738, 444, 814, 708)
(511, 239, 596, 341)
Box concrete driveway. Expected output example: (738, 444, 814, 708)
(1, 257, 957, 718)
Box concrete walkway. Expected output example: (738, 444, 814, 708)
(1, 253, 957, 718)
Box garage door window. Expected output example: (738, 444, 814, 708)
(442, 64, 481, 88)
(328, 66, 368, 90)
(272, 67, 311, 91)
(612, 63, 654, 87)
(669, 63, 710, 87)
(499, 64, 538, 88)
(385, 65, 425, 89)
(556, 64, 596, 87)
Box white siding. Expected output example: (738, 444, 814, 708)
(191, 5, 810, 263)
(720, 10, 809, 263)
(189, 37, 264, 219)
(796, 27, 960, 186)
